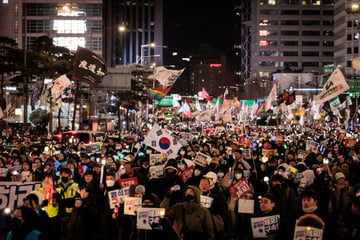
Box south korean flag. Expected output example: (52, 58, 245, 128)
(144, 124, 181, 159)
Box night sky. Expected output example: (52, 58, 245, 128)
(163, 1, 235, 54)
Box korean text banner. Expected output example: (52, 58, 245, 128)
(72, 47, 107, 87)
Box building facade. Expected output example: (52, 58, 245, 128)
(250, 0, 335, 81)
(103, 0, 163, 67)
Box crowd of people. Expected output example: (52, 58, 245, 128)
(1, 121, 360, 240)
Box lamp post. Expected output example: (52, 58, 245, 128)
(140, 43, 156, 65)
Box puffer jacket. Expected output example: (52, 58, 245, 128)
(165, 185, 215, 240)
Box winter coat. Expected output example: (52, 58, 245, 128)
(165, 186, 215, 240)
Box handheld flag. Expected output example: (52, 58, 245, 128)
(148, 67, 185, 88)
(201, 88, 211, 102)
(146, 87, 171, 101)
(314, 68, 349, 104)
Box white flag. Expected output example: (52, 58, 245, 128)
(265, 84, 277, 111)
(314, 68, 349, 104)
(148, 67, 185, 88)
(143, 124, 181, 158)
(51, 75, 71, 98)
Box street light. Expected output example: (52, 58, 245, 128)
(140, 43, 156, 65)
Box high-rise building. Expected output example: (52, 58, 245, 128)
(250, 0, 335, 81)
(103, 0, 164, 67)
(0, 0, 103, 53)
(334, 0, 360, 76)
(0, 0, 164, 68)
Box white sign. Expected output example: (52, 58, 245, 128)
(149, 164, 165, 179)
(137, 207, 166, 230)
(251, 215, 280, 238)
(294, 226, 323, 240)
(108, 188, 129, 209)
(124, 196, 142, 215)
(149, 154, 163, 166)
(194, 152, 212, 167)
(200, 195, 213, 208)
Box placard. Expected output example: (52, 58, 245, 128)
(124, 196, 142, 215)
(243, 149, 252, 159)
(108, 187, 129, 209)
(306, 140, 319, 153)
(200, 195, 213, 208)
(137, 207, 166, 230)
(118, 177, 138, 188)
(180, 132, 191, 141)
(229, 178, 251, 199)
(251, 215, 280, 238)
(194, 152, 212, 167)
(149, 154, 162, 166)
(294, 226, 323, 240)
(149, 165, 164, 179)
(180, 165, 194, 183)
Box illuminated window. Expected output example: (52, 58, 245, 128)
(301, 0, 320, 5)
(259, 41, 268, 46)
(3, 0, 8, 3)
(259, 30, 270, 36)
(268, 0, 276, 5)
(355, 33, 360, 40)
(14, 3, 18, 16)
(14, 20, 18, 34)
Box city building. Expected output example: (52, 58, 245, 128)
(249, 0, 335, 83)
(103, 0, 164, 67)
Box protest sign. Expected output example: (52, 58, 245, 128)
(200, 195, 214, 208)
(229, 178, 251, 199)
(180, 165, 194, 183)
(243, 149, 252, 159)
(239, 137, 252, 146)
(137, 207, 166, 230)
(118, 177, 138, 188)
(108, 188, 129, 209)
(149, 165, 165, 179)
(194, 152, 212, 167)
(251, 215, 280, 238)
(149, 154, 162, 166)
(180, 132, 191, 141)
(124, 196, 142, 215)
(262, 148, 278, 159)
(294, 226, 323, 240)
(306, 140, 319, 153)
(0, 182, 42, 210)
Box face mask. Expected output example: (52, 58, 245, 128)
(235, 173, 242, 180)
(142, 164, 149, 169)
(217, 172, 224, 178)
(194, 169, 201, 176)
(61, 176, 69, 183)
(184, 194, 196, 202)
(70, 169, 74, 175)
(106, 180, 115, 187)
(180, 151, 185, 155)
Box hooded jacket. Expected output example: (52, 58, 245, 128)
(165, 185, 214, 240)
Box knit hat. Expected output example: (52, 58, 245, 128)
(261, 193, 276, 203)
(335, 172, 345, 181)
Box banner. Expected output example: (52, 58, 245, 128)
(194, 152, 212, 167)
(314, 68, 349, 104)
(124, 196, 142, 215)
(294, 226, 323, 240)
(265, 84, 277, 111)
(118, 177, 138, 188)
(143, 124, 182, 158)
(200, 195, 213, 208)
(251, 215, 280, 238)
(108, 187, 130, 209)
(137, 207, 166, 230)
(72, 47, 107, 87)
(0, 182, 42, 210)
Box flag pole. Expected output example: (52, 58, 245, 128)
(72, 81, 80, 130)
